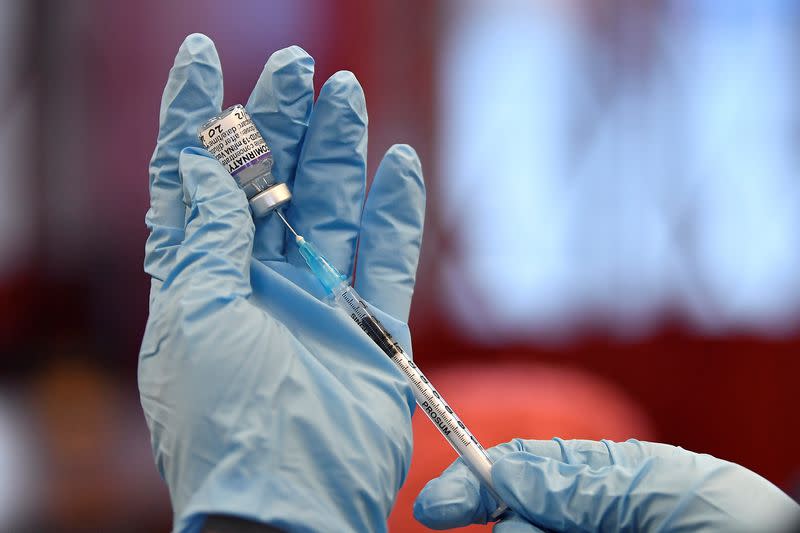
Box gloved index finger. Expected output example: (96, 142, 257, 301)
(146, 33, 223, 282)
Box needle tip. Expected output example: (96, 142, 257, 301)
(275, 210, 299, 238)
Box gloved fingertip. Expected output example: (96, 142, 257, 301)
(412, 490, 444, 529)
(326, 69, 360, 88)
(412, 498, 469, 530)
(165, 34, 222, 113)
(182, 32, 213, 47)
(179, 147, 223, 178)
(385, 144, 423, 179)
(373, 144, 425, 215)
(180, 146, 215, 160)
(268, 45, 315, 71)
(267, 44, 314, 65)
(389, 142, 419, 159)
(319, 71, 367, 121)
(179, 147, 245, 206)
(412, 476, 483, 529)
(177, 33, 218, 62)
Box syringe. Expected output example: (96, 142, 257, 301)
(276, 211, 508, 520)
(194, 106, 505, 517)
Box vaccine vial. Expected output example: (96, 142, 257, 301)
(198, 104, 291, 217)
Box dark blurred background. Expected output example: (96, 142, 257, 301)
(1, 0, 799, 531)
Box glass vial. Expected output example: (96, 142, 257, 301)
(198, 104, 291, 217)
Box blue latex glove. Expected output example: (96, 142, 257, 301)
(139, 34, 426, 533)
(414, 438, 800, 532)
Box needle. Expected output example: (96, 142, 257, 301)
(275, 210, 299, 238)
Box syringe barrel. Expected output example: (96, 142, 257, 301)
(331, 284, 508, 519)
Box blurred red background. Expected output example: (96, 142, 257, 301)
(1, 0, 798, 531)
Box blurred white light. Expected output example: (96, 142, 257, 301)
(439, 0, 800, 341)
(0, 395, 34, 529)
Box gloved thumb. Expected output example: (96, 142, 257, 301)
(169, 147, 254, 297)
(491, 451, 642, 532)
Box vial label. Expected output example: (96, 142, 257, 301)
(199, 106, 271, 176)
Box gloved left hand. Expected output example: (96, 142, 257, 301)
(139, 34, 426, 533)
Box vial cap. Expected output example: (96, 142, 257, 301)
(250, 183, 292, 217)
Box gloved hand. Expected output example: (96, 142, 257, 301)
(414, 438, 800, 532)
(139, 34, 425, 533)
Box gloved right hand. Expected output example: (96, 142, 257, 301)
(414, 438, 800, 532)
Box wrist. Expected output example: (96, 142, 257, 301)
(202, 515, 286, 533)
